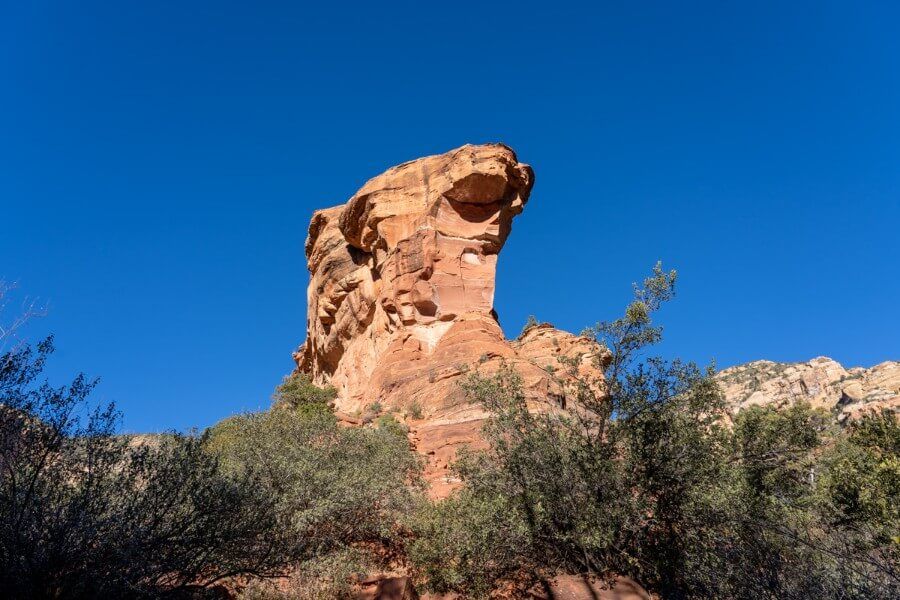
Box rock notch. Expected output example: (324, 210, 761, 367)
(294, 143, 603, 494)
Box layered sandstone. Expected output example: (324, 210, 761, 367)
(717, 357, 899, 421)
(294, 144, 604, 494)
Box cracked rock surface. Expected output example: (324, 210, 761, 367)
(294, 144, 604, 496)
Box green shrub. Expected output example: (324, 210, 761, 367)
(409, 490, 528, 598)
(820, 410, 900, 545)
(518, 314, 539, 338)
(272, 372, 336, 411)
(204, 403, 424, 568)
(410, 264, 899, 599)
(407, 401, 423, 420)
(239, 548, 370, 600)
(375, 413, 409, 438)
(0, 339, 289, 599)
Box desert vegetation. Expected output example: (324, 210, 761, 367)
(0, 333, 422, 598)
(204, 376, 423, 598)
(0, 337, 292, 598)
(408, 266, 898, 599)
(1, 270, 896, 599)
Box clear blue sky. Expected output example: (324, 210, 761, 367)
(2, 1, 898, 432)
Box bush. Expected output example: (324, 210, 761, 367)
(272, 372, 336, 412)
(821, 411, 900, 542)
(407, 401, 423, 420)
(375, 413, 409, 437)
(410, 264, 900, 599)
(816, 410, 900, 586)
(204, 401, 424, 578)
(0, 338, 289, 599)
(238, 548, 370, 600)
(518, 314, 539, 338)
(409, 489, 529, 598)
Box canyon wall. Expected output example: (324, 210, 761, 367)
(718, 357, 899, 421)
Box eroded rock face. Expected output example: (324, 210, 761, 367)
(717, 357, 899, 422)
(294, 144, 604, 494)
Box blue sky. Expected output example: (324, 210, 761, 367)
(2, 1, 897, 432)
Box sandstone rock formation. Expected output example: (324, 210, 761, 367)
(294, 144, 604, 494)
(717, 357, 899, 422)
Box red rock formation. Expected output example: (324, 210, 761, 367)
(294, 144, 604, 495)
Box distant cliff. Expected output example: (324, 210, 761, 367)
(718, 357, 899, 421)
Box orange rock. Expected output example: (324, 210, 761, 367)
(294, 144, 605, 497)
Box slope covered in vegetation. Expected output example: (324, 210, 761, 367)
(2, 267, 896, 599)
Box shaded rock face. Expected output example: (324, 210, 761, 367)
(295, 144, 604, 495)
(717, 357, 899, 422)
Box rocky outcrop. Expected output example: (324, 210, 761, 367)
(717, 357, 899, 422)
(294, 144, 604, 495)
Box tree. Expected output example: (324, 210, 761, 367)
(204, 400, 424, 596)
(408, 488, 528, 598)
(0, 338, 291, 599)
(271, 372, 337, 412)
(817, 410, 900, 588)
(0, 280, 46, 356)
(518, 315, 540, 339)
(410, 264, 900, 599)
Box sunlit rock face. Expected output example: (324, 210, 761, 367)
(294, 144, 604, 495)
(717, 357, 899, 422)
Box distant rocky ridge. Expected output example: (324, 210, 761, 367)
(717, 357, 899, 422)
